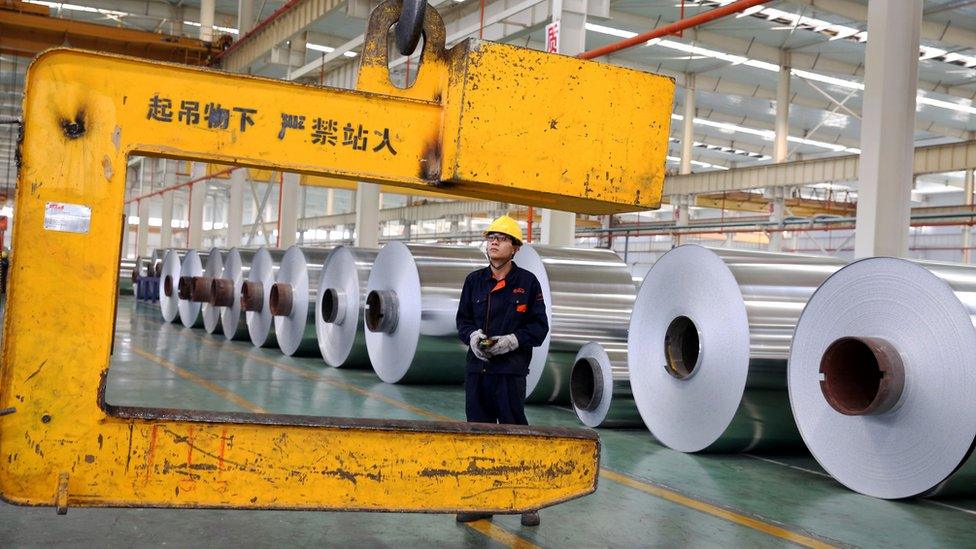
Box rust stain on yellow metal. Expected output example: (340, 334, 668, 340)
(439, 42, 674, 212)
(4, 0, 671, 214)
(1, 408, 597, 511)
(0, 1, 614, 513)
(244, 168, 466, 200)
(354, 0, 676, 212)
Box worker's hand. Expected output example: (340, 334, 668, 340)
(485, 334, 518, 357)
(469, 329, 489, 362)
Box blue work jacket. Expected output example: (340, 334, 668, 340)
(456, 263, 549, 375)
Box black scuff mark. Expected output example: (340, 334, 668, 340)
(420, 140, 442, 183)
(124, 424, 133, 473)
(61, 111, 86, 139)
(24, 359, 47, 382)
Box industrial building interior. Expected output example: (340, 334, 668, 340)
(2, 0, 976, 547)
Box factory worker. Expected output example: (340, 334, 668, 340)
(454, 214, 549, 527)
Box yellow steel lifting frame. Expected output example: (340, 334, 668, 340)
(0, 0, 678, 512)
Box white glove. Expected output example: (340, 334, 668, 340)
(469, 329, 489, 362)
(485, 334, 518, 357)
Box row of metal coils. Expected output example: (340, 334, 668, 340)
(139, 242, 976, 501)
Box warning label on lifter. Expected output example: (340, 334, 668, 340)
(44, 202, 91, 234)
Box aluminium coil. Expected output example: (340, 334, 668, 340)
(314, 246, 378, 368)
(176, 249, 210, 329)
(213, 248, 260, 341)
(365, 242, 483, 384)
(789, 257, 976, 499)
(158, 249, 187, 323)
(271, 246, 335, 357)
(629, 245, 843, 453)
(518, 244, 635, 404)
(199, 247, 225, 334)
(243, 247, 288, 348)
(571, 341, 643, 428)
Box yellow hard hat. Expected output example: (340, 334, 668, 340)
(483, 215, 524, 245)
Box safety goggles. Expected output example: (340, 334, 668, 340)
(485, 233, 513, 244)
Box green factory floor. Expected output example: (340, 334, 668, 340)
(2, 297, 975, 548)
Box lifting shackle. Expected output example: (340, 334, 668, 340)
(395, 0, 428, 56)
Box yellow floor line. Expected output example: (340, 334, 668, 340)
(134, 340, 533, 549)
(131, 346, 270, 414)
(465, 519, 540, 549)
(598, 469, 834, 549)
(188, 332, 835, 548)
(195, 337, 452, 421)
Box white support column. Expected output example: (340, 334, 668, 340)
(540, 0, 584, 246)
(122, 202, 136, 258)
(965, 168, 974, 263)
(199, 0, 215, 42)
(767, 188, 786, 252)
(681, 75, 695, 175)
(188, 163, 207, 249)
(278, 173, 301, 248)
(227, 168, 245, 247)
(298, 185, 308, 245)
(135, 159, 151, 257)
(325, 188, 335, 216)
(136, 199, 150, 257)
(774, 53, 790, 163)
(674, 195, 691, 246)
(770, 55, 790, 252)
(160, 192, 174, 248)
(853, 1, 922, 259)
(159, 160, 175, 248)
(290, 31, 309, 69)
(354, 182, 380, 247)
(168, 4, 184, 36)
(540, 210, 575, 246)
(237, 0, 255, 34)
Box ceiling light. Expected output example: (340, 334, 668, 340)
(24, 0, 126, 17)
(585, 22, 637, 39)
(307, 43, 357, 57)
(672, 113, 860, 154)
(587, 23, 976, 116)
(184, 21, 239, 35)
(665, 155, 730, 171)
